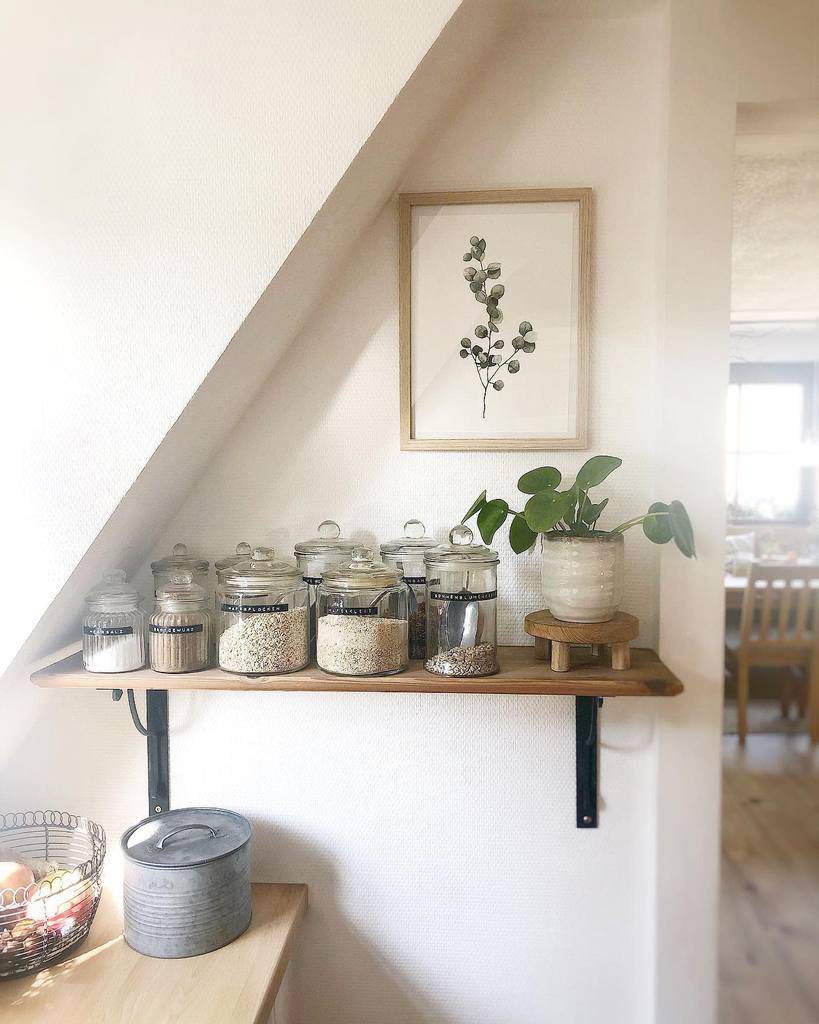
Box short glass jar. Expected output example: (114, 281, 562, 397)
(217, 547, 309, 676)
(424, 525, 499, 677)
(316, 548, 409, 676)
(151, 543, 210, 598)
(83, 570, 146, 673)
(149, 572, 211, 673)
(294, 521, 355, 655)
(380, 519, 437, 660)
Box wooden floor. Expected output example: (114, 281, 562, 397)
(720, 735, 819, 1024)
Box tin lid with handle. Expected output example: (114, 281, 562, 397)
(121, 807, 252, 868)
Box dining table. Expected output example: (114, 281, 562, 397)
(725, 560, 819, 611)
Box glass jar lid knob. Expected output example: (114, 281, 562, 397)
(236, 541, 252, 557)
(317, 520, 341, 540)
(172, 543, 188, 558)
(403, 519, 426, 539)
(251, 546, 274, 564)
(350, 546, 373, 565)
(449, 524, 474, 546)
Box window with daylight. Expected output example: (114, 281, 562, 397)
(726, 363, 816, 523)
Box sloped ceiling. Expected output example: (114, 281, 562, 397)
(0, 0, 480, 673)
(5, 0, 514, 675)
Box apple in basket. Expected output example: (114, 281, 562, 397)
(28, 869, 94, 933)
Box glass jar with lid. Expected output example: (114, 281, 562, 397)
(380, 519, 437, 660)
(217, 547, 309, 676)
(294, 521, 355, 655)
(214, 542, 253, 583)
(424, 525, 499, 677)
(149, 571, 211, 673)
(316, 547, 409, 676)
(151, 543, 210, 597)
(83, 570, 146, 673)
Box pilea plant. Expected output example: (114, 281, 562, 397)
(461, 455, 696, 556)
(458, 235, 537, 418)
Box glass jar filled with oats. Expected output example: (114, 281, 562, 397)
(380, 519, 437, 660)
(218, 547, 309, 676)
(316, 548, 409, 676)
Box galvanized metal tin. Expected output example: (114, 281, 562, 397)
(121, 807, 251, 959)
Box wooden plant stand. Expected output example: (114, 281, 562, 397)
(524, 610, 639, 672)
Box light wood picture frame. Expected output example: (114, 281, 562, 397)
(399, 188, 591, 451)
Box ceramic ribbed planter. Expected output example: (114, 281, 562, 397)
(541, 533, 624, 623)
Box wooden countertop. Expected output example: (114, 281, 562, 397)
(32, 647, 682, 697)
(0, 883, 307, 1023)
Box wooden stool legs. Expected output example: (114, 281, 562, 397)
(611, 642, 630, 671)
(551, 641, 571, 673)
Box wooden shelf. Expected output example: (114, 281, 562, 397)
(32, 646, 682, 698)
(1, 882, 307, 1023)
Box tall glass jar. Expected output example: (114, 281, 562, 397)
(149, 572, 211, 673)
(217, 547, 309, 676)
(151, 543, 210, 598)
(424, 525, 499, 677)
(316, 548, 409, 676)
(380, 519, 437, 660)
(214, 542, 253, 581)
(83, 570, 146, 673)
(294, 521, 355, 656)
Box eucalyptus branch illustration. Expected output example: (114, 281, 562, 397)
(458, 235, 537, 418)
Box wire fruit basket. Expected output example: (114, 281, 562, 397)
(0, 810, 106, 979)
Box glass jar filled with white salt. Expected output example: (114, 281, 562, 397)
(149, 572, 211, 673)
(424, 525, 499, 677)
(380, 519, 437, 661)
(316, 548, 409, 676)
(150, 543, 210, 598)
(294, 521, 355, 656)
(83, 570, 146, 672)
(218, 547, 309, 676)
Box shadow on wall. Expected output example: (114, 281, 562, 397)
(255, 823, 445, 1024)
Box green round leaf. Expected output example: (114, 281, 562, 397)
(460, 338, 471, 348)
(492, 380, 504, 390)
(474, 270, 487, 284)
(519, 321, 533, 335)
(462, 489, 487, 523)
(512, 336, 524, 350)
(476, 290, 487, 303)
(508, 359, 520, 373)
(582, 496, 609, 526)
(493, 339, 504, 349)
(459, 349, 469, 359)
(462, 253, 473, 262)
(488, 322, 499, 333)
(670, 500, 696, 557)
(642, 501, 673, 544)
(463, 267, 476, 281)
(490, 284, 505, 298)
(522, 340, 535, 353)
(477, 499, 509, 543)
(509, 513, 537, 553)
(475, 325, 488, 338)
(469, 280, 482, 293)
(524, 489, 572, 533)
(575, 455, 623, 490)
(518, 466, 562, 494)
(470, 235, 480, 246)
(471, 344, 482, 355)
(488, 306, 501, 320)
(523, 331, 537, 344)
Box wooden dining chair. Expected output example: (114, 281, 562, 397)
(725, 563, 819, 745)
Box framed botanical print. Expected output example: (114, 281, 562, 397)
(399, 188, 591, 450)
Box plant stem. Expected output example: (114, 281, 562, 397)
(611, 511, 668, 533)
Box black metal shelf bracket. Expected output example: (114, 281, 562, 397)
(112, 688, 170, 818)
(576, 696, 602, 828)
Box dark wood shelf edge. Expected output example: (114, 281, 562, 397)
(32, 646, 683, 698)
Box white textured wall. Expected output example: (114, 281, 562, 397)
(149, 8, 669, 1023)
(0, 0, 459, 673)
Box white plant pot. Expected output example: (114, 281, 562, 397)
(541, 534, 624, 623)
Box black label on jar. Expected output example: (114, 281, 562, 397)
(220, 602, 288, 614)
(429, 590, 497, 602)
(149, 623, 204, 634)
(403, 576, 426, 585)
(330, 606, 379, 616)
(83, 625, 134, 636)
(303, 576, 323, 586)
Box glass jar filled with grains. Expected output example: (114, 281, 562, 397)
(217, 547, 309, 676)
(151, 543, 210, 598)
(149, 572, 211, 673)
(294, 521, 355, 656)
(424, 525, 499, 677)
(83, 570, 146, 673)
(316, 548, 409, 676)
(380, 519, 437, 661)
